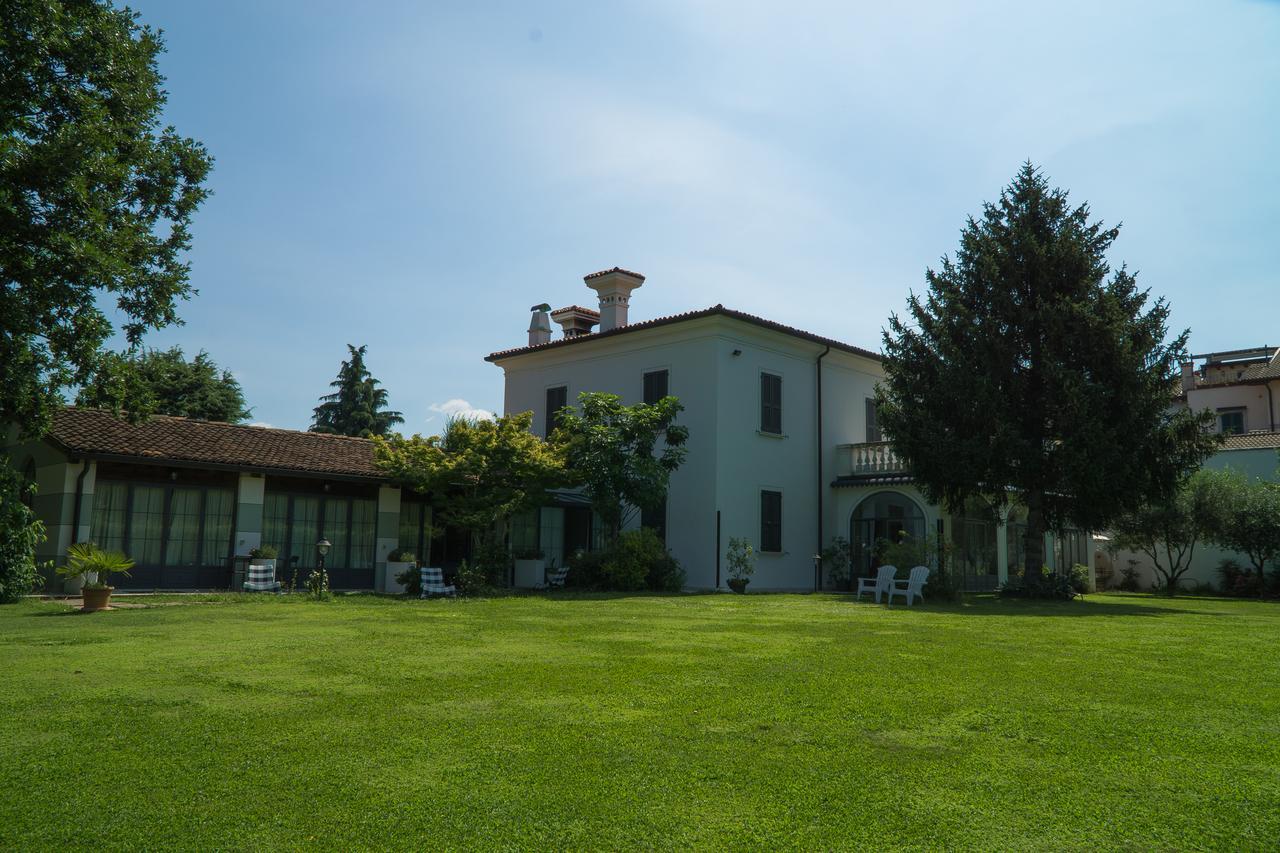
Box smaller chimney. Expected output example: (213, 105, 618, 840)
(550, 305, 600, 339)
(528, 303, 552, 346)
(1180, 360, 1196, 393)
(585, 267, 645, 332)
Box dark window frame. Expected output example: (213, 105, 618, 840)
(760, 489, 783, 553)
(263, 490, 377, 571)
(545, 385, 568, 437)
(643, 369, 670, 405)
(90, 478, 236, 569)
(1217, 407, 1246, 435)
(760, 372, 783, 435)
(865, 397, 882, 443)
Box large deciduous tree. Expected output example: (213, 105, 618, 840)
(1110, 469, 1229, 595)
(1201, 467, 1280, 596)
(374, 412, 565, 540)
(877, 164, 1219, 580)
(76, 346, 251, 422)
(310, 344, 403, 438)
(553, 392, 689, 540)
(1, 0, 213, 438)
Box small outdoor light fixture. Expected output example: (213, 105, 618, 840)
(732, 348, 742, 357)
(316, 538, 331, 558)
(812, 553, 822, 587)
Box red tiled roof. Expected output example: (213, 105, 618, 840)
(584, 267, 645, 281)
(1221, 431, 1280, 451)
(550, 305, 600, 317)
(486, 305, 882, 362)
(46, 408, 383, 479)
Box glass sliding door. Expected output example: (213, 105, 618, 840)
(90, 482, 129, 553)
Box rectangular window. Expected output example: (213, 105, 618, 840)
(349, 499, 377, 570)
(201, 488, 234, 567)
(90, 481, 129, 552)
(129, 485, 166, 566)
(545, 386, 568, 436)
(510, 509, 539, 555)
(324, 499, 350, 570)
(641, 497, 668, 543)
(760, 373, 782, 434)
(288, 496, 321, 567)
(164, 487, 203, 567)
(760, 490, 782, 553)
(643, 370, 669, 405)
(866, 398, 882, 442)
(399, 502, 424, 556)
(1218, 408, 1246, 435)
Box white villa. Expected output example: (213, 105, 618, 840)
(487, 267, 1092, 592)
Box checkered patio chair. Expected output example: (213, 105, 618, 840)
(419, 566, 456, 598)
(244, 562, 280, 592)
(545, 565, 569, 589)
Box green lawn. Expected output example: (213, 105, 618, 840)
(2, 592, 1278, 850)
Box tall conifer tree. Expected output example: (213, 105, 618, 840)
(310, 345, 403, 438)
(877, 164, 1219, 581)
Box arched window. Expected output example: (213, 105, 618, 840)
(850, 491, 926, 574)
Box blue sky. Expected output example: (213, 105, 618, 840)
(124, 0, 1280, 431)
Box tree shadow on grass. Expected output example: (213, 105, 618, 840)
(834, 594, 1230, 618)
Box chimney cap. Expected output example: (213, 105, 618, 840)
(584, 266, 645, 283)
(530, 303, 551, 312)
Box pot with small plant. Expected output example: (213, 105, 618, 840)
(56, 543, 134, 611)
(383, 548, 416, 594)
(513, 547, 546, 588)
(725, 537, 755, 594)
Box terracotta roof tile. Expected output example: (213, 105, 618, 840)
(486, 305, 881, 362)
(584, 267, 645, 281)
(550, 305, 600, 317)
(1221, 431, 1280, 451)
(47, 408, 383, 479)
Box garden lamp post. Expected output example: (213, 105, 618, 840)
(316, 538, 331, 593)
(813, 553, 822, 591)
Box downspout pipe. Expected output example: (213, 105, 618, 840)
(1268, 380, 1276, 432)
(815, 344, 831, 592)
(70, 459, 90, 546)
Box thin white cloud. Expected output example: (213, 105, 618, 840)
(249, 421, 275, 429)
(428, 398, 495, 422)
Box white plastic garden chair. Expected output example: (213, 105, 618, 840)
(419, 566, 456, 598)
(887, 565, 929, 607)
(856, 564, 897, 603)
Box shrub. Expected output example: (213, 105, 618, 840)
(454, 560, 497, 597)
(249, 545, 278, 560)
(923, 561, 963, 602)
(471, 540, 511, 588)
(999, 566, 1080, 600)
(725, 538, 755, 582)
(820, 537, 852, 589)
(1068, 563, 1091, 594)
(0, 463, 46, 602)
(1117, 559, 1142, 592)
(387, 548, 416, 563)
(1217, 559, 1245, 596)
(396, 566, 420, 596)
(566, 529, 685, 592)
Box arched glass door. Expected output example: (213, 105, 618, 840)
(850, 491, 927, 577)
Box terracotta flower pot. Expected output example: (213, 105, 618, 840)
(82, 586, 114, 612)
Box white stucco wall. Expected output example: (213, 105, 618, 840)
(494, 314, 886, 590)
(1109, 446, 1280, 590)
(1184, 383, 1278, 434)
(494, 317, 724, 588)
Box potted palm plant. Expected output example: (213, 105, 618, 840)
(57, 543, 134, 612)
(383, 548, 416, 594)
(725, 537, 755, 593)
